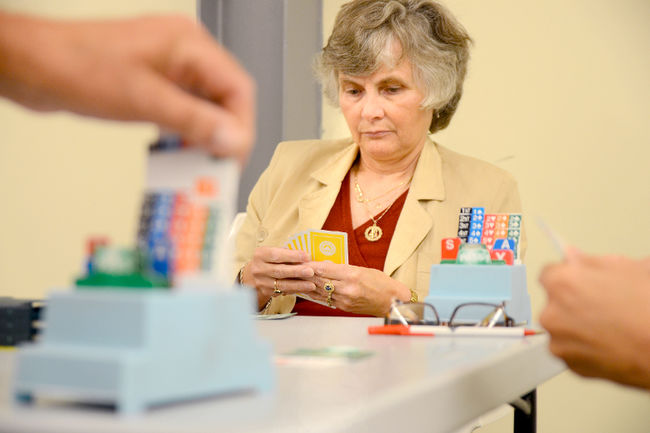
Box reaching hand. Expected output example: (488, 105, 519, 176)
(539, 252, 650, 390)
(0, 12, 255, 164)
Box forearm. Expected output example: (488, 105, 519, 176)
(628, 334, 650, 390)
(232, 215, 260, 283)
(232, 197, 264, 285)
(618, 307, 650, 389)
(589, 258, 650, 389)
(237, 261, 271, 310)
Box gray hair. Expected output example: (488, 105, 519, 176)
(315, 0, 472, 133)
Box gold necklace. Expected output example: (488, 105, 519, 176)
(354, 172, 412, 241)
(354, 174, 411, 205)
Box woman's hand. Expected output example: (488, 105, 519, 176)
(241, 247, 316, 309)
(307, 261, 411, 316)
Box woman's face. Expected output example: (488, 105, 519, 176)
(338, 57, 433, 165)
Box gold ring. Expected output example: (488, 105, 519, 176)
(324, 281, 335, 307)
(323, 281, 335, 293)
(273, 278, 282, 295)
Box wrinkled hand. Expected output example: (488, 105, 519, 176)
(242, 247, 316, 309)
(306, 261, 411, 316)
(0, 12, 255, 164)
(539, 251, 650, 389)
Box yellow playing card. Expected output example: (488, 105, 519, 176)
(308, 230, 348, 264)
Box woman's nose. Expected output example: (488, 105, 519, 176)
(361, 92, 384, 120)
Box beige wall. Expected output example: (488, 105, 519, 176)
(0, 1, 196, 300)
(322, 0, 650, 432)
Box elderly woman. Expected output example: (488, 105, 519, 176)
(235, 0, 523, 317)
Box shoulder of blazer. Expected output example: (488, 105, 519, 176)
(435, 142, 517, 185)
(274, 138, 354, 162)
(268, 137, 355, 182)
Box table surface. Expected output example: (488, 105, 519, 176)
(0, 316, 565, 433)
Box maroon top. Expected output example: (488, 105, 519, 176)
(292, 171, 409, 317)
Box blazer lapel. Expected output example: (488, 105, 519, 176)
(297, 140, 359, 232)
(384, 139, 445, 276)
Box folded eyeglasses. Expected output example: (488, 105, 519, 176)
(386, 300, 516, 328)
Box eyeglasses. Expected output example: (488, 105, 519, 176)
(386, 300, 516, 328)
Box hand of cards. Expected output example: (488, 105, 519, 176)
(285, 230, 349, 307)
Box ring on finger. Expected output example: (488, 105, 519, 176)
(273, 278, 283, 295)
(324, 281, 335, 307)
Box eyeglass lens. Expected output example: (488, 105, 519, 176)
(386, 302, 440, 325)
(449, 303, 513, 328)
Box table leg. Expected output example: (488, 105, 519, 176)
(512, 389, 536, 433)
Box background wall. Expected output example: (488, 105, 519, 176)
(198, 0, 322, 212)
(321, 1, 650, 432)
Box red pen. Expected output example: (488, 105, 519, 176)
(367, 324, 434, 336)
(368, 324, 541, 337)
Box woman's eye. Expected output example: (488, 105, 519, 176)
(385, 86, 401, 94)
(345, 88, 360, 96)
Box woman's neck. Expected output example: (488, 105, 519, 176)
(349, 145, 421, 229)
(355, 144, 422, 183)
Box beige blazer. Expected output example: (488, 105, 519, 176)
(234, 137, 525, 315)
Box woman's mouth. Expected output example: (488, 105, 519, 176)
(361, 130, 391, 138)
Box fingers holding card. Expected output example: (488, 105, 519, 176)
(309, 230, 349, 264)
(285, 230, 348, 264)
(285, 229, 349, 307)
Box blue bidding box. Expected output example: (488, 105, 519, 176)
(13, 288, 273, 414)
(424, 264, 531, 325)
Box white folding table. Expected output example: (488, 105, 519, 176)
(0, 316, 564, 433)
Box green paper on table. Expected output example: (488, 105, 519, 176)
(276, 346, 374, 367)
(284, 346, 373, 359)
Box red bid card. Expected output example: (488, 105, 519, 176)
(490, 249, 514, 265)
(441, 237, 461, 260)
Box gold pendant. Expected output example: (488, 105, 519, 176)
(364, 224, 383, 242)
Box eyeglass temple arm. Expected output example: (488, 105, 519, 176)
(389, 299, 410, 326)
(486, 307, 505, 328)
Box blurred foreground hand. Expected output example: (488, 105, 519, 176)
(0, 12, 255, 164)
(540, 252, 650, 390)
